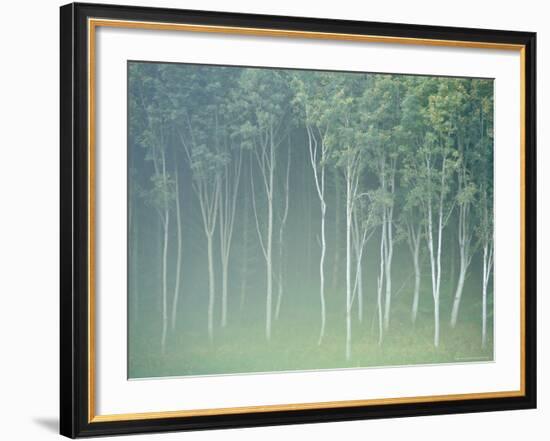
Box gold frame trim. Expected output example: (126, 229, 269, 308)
(87, 18, 527, 424)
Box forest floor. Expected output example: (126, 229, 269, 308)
(128, 290, 493, 379)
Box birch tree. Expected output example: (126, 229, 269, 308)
(129, 63, 176, 353)
(239, 159, 253, 311)
(473, 80, 494, 347)
(450, 155, 476, 328)
(402, 78, 458, 347)
(478, 181, 493, 348)
(351, 194, 376, 325)
(362, 75, 402, 331)
(450, 81, 484, 328)
(399, 195, 423, 324)
(292, 71, 337, 344)
(275, 139, 291, 320)
(180, 132, 223, 341)
(170, 154, 183, 331)
(326, 75, 367, 360)
(236, 69, 292, 341)
(128, 104, 142, 324)
(175, 66, 235, 341)
(218, 136, 243, 328)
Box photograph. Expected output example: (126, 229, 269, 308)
(127, 62, 495, 379)
(55, 2, 537, 438)
(0, 0, 544, 439)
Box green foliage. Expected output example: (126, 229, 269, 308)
(128, 62, 495, 374)
(233, 68, 294, 149)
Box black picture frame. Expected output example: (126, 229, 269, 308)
(60, 2, 537, 438)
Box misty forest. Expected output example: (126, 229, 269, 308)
(128, 61, 494, 378)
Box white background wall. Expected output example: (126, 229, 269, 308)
(0, 0, 546, 439)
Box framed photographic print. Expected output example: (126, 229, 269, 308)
(60, 2, 536, 438)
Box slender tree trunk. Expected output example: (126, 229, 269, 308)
(220, 257, 229, 327)
(275, 142, 290, 320)
(411, 240, 421, 324)
(160, 148, 170, 354)
(426, 194, 440, 347)
(206, 232, 215, 341)
(220, 244, 228, 327)
(357, 255, 363, 322)
(219, 149, 242, 328)
(332, 170, 342, 292)
(161, 209, 169, 353)
(250, 126, 277, 342)
(448, 225, 456, 299)
(383, 206, 393, 330)
(377, 219, 386, 345)
(382, 164, 395, 331)
(319, 201, 327, 345)
(131, 197, 139, 323)
(265, 133, 275, 341)
(481, 243, 493, 348)
(351, 208, 366, 324)
(451, 201, 471, 328)
(240, 168, 250, 311)
(275, 232, 284, 320)
(434, 184, 445, 348)
(306, 126, 327, 344)
(482, 245, 488, 348)
(434, 295, 440, 346)
(450, 262, 466, 328)
(345, 167, 352, 360)
(266, 187, 273, 341)
(424, 156, 448, 348)
(171, 166, 182, 331)
(178, 126, 221, 341)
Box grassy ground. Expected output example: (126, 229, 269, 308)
(128, 287, 493, 378)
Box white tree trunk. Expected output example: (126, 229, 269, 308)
(161, 209, 169, 353)
(318, 201, 327, 345)
(171, 166, 182, 331)
(240, 178, 250, 311)
(266, 190, 273, 341)
(356, 258, 363, 322)
(482, 245, 488, 348)
(131, 198, 139, 323)
(351, 208, 370, 329)
(275, 228, 284, 320)
(178, 127, 221, 342)
(423, 155, 449, 348)
(275, 234, 284, 320)
(383, 207, 393, 330)
(345, 169, 352, 360)
(411, 243, 421, 324)
(275, 143, 290, 321)
(250, 126, 277, 342)
(450, 183, 472, 328)
(433, 167, 446, 348)
(434, 218, 443, 347)
(351, 207, 365, 324)
(206, 232, 215, 341)
(375, 155, 395, 332)
(434, 295, 440, 347)
(220, 258, 228, 327)
(219, 149, 242, 328)
(331, 170, 342, 292)
(160, 148, 170, 354)
(481, 243, 493, 348)
(425, 194, 442, 347)
(306, 125, 327, 345)
(377, 219, 386, 346)
(450, 265, 466, 328)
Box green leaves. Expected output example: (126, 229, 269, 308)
(129, 60, 494, 248)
